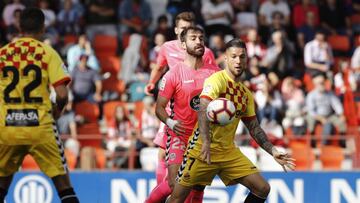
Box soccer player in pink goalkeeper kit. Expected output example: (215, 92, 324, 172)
(144, 11, 216, 191)
(145, 26, 220, 203)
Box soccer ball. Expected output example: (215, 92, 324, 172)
(206, 98, 236, 125)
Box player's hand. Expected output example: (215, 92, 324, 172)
(173, 121, 187, 136)
(200, 140, 211, 164)
(144, 83, 155, 96)
(272, 147, 296, 172)
(166, 118, 186, 136)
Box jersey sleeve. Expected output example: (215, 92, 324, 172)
(242, 88, 256, 118)
(200, 75, 221, 101)
(158, 70, 176, 100)
(156, 44, 167, 68)
(203, 48, 216, 65)
(48, 48, 71, 87)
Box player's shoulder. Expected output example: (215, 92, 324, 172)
(162, 40, 177, 48)
(207, 70, 225, 81)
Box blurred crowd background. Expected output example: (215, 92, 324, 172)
(1, 0, 360, 172)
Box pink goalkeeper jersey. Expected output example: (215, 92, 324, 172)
(158, 62, 220, 140)
(157, 40, 216, 69)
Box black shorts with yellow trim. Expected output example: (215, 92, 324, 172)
(177, 148, 258, 187)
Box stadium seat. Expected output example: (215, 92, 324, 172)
(139, 147, 159, 171)
(65, 149, 77, 170)
(289, 142, 314, 170)
(327, 35, 350, 52)
(95, 147, 107, 169)
(21, 155, 39, 170)
(258, 147, 285, 171)
(320, 146, 344, 170)
(99, 56, 121, 74)
(102, 76, 125, 95)
(93, 35, 118, 56)
(103, 101, 124, 124)
(63, 34, 77, 46)
(74, 101, 100, 123)
(239, 146, 257, 165)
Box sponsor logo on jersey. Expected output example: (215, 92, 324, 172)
(202, 84, 212, 95)
(6, 109, 39, 126)
(159, 77, 166, 91)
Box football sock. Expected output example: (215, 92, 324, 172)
(145, 180, 172, 203)
(244, 192, 266, 203)
(156, 159, 167, 184)
(184, 189, 204, 203)
(58, 188, 80, 203)
(0, 187, 7, 202)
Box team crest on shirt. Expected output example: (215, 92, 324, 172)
(159, 78, 166, 91)
(190, 95, 200, 111)
(202, 84, 212, 94)
(169, 153, 176, 161)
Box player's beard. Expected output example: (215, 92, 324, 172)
(187, 45, 204, 58)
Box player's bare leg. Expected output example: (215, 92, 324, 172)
(0, 175, 13, 202)
(234, 173, 270, 202)
(52, 174, 79, 203)
(167, 182, 192, 203)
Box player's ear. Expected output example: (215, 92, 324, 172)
(181, 41, 186, 50)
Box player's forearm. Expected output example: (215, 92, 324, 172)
(198, 98, 211, 143)
(243, 118, 274, 155)
(149, 64, 164, 84)
(155, 104, 169, 124)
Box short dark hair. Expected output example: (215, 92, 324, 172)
(157, 15, 168, 24)
(180, 26, 204, 42)
(225, 38, 247, 51)
(20, 7, 45, 34)
(175, 12, 195, 26)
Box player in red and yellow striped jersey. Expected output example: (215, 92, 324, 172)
(0, 8, 79, 203)
(168, 39, 295, 203)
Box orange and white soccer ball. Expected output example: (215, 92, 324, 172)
(206, 98, 236, 125)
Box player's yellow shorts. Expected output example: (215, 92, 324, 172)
(0, 129, 68, 178)
(177, 148, 258, 186)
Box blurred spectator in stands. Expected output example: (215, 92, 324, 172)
(67, 34, 99, 72)
(297, 11, 319, 52)
(2, 0, 25, 27)
(258, 0, 290, 26)
(306, 74, 347, 147)
(246, 56, 267, 91)
(201, 0, 234, 38)
(106, 105, 133, 168)
(152, 14, 174, 41)
(231, 0, 257, 36)
(56, 94, 80, 158)
(118, 33, 148, 85)
(259, 11, 295, 45)
(57, 0, 83, 35)
(166, 0, 203, 25)
(255, 78, 283, 125)
(292, 0, 319, 29)
(334, 60, 357, 97)
(245, 28, 267, 60)
(304, 29, 333, 78)
(136, 96, 159, 150)
(70, 54, 102, 104)
(149, 32, 166, 71)
(319, 0, 351, 36)
(281, 77, 306, 135)
(262, 30, 295, 79)
(6, 8, 21, 42)
(118, 0, 152, 36)
(209, 32, 226, 69)
(84, 0, 118, 42)
(39, 0, 59, 45)
(351, 38, 360, 91)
